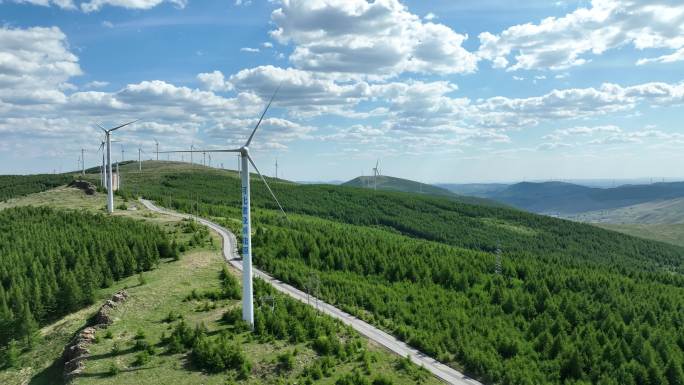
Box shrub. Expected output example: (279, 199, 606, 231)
(133, 350, 151, 366)
(107, 362, 120, 376)
(191, 333, 251, 373)
(277, 350, 295, 371)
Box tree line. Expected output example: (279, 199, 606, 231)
(0, 174, 73, 202)
(0, 206, 174, 350)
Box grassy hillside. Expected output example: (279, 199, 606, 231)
(0, 184, 438, 385)
(100, 161, 684, 385)
(343, 175, 502, 207)
(596, 223, 684, 248)
(571, 197, 684, 224)
(487, 181, 684, 214)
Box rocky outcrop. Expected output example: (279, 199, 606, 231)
(68, 180, 97, 195)
(63, 290, 129, 381)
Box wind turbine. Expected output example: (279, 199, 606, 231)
(275, 158, 278, 180)
(154, 138, 159, 161)
(81, 148, 86, 176)
(138, 144, 144, 172)
(158, 88, 283, 327)
(373, 160, 381, 190)
(97, 120, 137, 213)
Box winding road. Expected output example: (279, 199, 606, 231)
(139, 198, 482, 385)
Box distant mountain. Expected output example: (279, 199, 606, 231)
(437, 183, 510, 197)
(487, 181, 684, 214)
(343, 175, 503, 207)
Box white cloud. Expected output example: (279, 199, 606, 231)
(240, 47, 260, 53)
(543, 125, 622, 140)
(84, 80, 109, 89)
(478, 0, 684, 71)
(7, 0, 75, 9)
(270, 0, 478, 78)
(101, 20, 114, 28)
(637, 47, 684, 65)
(0, 26, 81, 107)
(262, 42, 274, 49)
(226, 66, 373, 113)
(80, 0, 187, 12)
(424, 12, 436, 21)
(197, 70, 232, 92)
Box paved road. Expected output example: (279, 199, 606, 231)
(140, 198, 482, 385)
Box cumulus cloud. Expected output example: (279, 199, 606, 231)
(227, 65, 371, 110)
(240, 47, 260, 53)
(0, 26, 81, 107)
(197, 70, 232, 92)
(270, 0, 478, 78)
(478, 0, 684, 71)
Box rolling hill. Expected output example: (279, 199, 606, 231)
(0, 178, 437, 385)
(437, 183, 510, 197)
(86, 161, 684, 385)
(343, 175, 503, 207)
(483, 181, 684, 214)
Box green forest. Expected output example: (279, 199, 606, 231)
(0, 206, 174, 350)
(113, 165, 684, 385)
(0, 174, 73, 202)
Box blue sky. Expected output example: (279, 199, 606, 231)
(0, 0, 683, 183)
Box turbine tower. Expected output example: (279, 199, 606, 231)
(154, 138, 159, 161)
(275, 158, 278, 180)
(98, 139, 106, 187)
(97, 120, 137, 213)
(138, 145, 143, 172)
(372, 160, 381, 190)
(159, 88, 283, 327)
(81, 148, 85, 176)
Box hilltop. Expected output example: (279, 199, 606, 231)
(343, 174, 503, 207)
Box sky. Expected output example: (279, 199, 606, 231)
(0, 0, 683, 183)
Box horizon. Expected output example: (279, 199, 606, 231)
(1, 0, 683, 181)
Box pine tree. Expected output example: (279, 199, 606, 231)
(665, 359, 684, 385)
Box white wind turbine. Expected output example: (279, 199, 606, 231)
(160, 89, 283, 327)
(373, 160, 381, 190)
(97, 120, 137, 213)
(154, 138, 159, 161)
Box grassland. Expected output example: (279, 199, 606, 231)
(596, 223, 684, 247)
(570, 197, 684, 224)
(1, 185, 439, 385)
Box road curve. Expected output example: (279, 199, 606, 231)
(139, 198, 482, 385)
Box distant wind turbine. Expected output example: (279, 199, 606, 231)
(154, 138, 159, 161)
(97, 120, 137, 213)
(373, 160, 381, 190)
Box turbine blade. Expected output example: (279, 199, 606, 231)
(245, 85, 280, 147)
(247, 154, 286, 218)
(96, 123, 107, 133)
(158, 148, 241, 154)
(110, 119, 139, 132)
